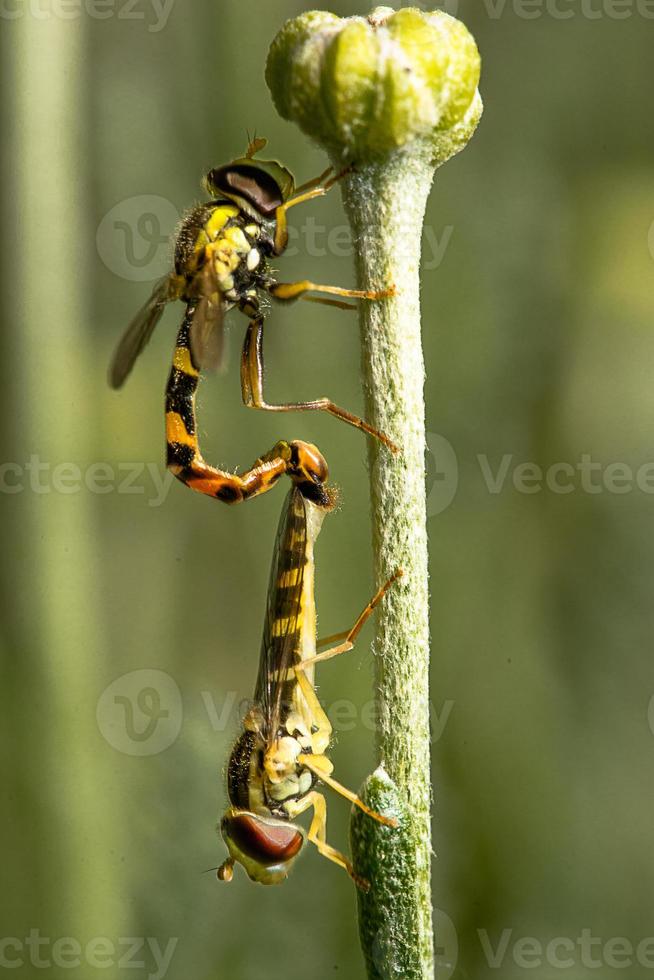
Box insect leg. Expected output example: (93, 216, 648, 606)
(293, 166, 334, 196)
(299, 296, 358, 311)
(300, 570, 403, 667)
(240, 316, 399, 452)
(273, 167, 350, 254)
(292, 665, 332, 756)
(269, 279, 395, 304)
(292, 791, 369, 890)
(166, 306, 330, 503)
(297, 755, 398, 829)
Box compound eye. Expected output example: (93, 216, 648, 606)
(225, 813, 303, 865)
(207, 165, 283, 216)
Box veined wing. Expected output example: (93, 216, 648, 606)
(188, 262, 226, 374)
(254, 487, 309, 745)
(109, 275, 175, 388)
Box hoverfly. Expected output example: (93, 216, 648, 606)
(109, 137, 396, 506)
(216, 484, 401, 888)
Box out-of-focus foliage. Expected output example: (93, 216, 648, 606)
(1, 4, 653, 979)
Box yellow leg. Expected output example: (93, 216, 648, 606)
(301, 570, 403, 666)
(240, 316, 399, 452)
(292, 791, 369, 890)
(269, 279, 395, 304)
(292, 665, 332, 756)
(273, 167, 351, 254)
(294, 166, 334, 196)
(298, 753, 398, 829)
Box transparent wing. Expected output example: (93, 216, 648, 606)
(188, 263, 227, 374)
(109, 275, 174, 388)
(254, 488, 308, 746)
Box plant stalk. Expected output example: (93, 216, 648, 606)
(338, 151, 436, 980)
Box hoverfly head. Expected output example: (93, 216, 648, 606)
(218, 809, 304, 885)
(204, 153, 295, 220)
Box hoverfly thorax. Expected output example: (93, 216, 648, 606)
(204, 157, 295, 221)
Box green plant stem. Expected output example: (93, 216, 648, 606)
(338, 150, 436, 980)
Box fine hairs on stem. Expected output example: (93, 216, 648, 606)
(341, 151, 436, 979)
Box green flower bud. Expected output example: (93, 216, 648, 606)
(266, 6, 482, 164)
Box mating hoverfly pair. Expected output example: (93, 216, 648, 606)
(110, 139, 399, 887)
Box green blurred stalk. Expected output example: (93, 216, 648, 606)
(7, 14, 128, 938)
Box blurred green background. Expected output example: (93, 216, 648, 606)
(2, 2, 653, 978)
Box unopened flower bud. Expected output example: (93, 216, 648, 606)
(266, 6, 482, 164)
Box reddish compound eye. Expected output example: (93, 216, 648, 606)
(225, 813, 303, 865)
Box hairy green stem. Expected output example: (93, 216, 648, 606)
(340, 152, 436, 980)
(266, 8, 482, 975)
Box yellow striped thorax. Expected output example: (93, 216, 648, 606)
(191, 205, 240, 254)
(204, 204, 239, 241)
(175, 200, 268, 303)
